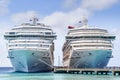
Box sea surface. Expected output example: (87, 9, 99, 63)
(0, 67, 120, 80)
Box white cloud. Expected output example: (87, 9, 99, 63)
(63, 0, 118, 11)
(0, 0, 9, 15)
(44, 0, 119, 29)
(11, 0, 119, 27)
(11, 11, 39, 24)
(42, 8, 90, 30)
(108, 29, 120, 66)
(0, 22, 12, 67)
(62, 0, 79, 9)
(81, 0, 118, 11)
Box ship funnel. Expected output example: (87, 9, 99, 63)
(79, 18, 88, 27)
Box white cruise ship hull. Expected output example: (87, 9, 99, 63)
(66, 49, 112, 68)
(8, 49, 53, 72)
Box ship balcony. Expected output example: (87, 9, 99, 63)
(71, 40, 111, 44)
(73, 47, 112, 50)
(66, 35, 115, 40)
(8, 46, 50, 51)
(71, 43, 112, 46)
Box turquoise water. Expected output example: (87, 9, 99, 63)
(1, 72, 120, 80)
(0, 68, 120, 80)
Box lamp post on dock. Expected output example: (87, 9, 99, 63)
(58, 56, 60, 66)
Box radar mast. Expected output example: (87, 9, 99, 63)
(30, 16, 39, 25)
(79, 17, 88, 27)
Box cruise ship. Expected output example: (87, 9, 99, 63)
(62, 19, 115, 68)
(4, 17, 56, 72)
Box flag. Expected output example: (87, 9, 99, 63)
(68, 26, 74, 29)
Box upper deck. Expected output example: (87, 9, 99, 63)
(4, 17, 57, 40)
(66, 19, 115, 41)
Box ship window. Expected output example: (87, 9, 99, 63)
(45, 32, 51, 35)
(9, 32, 15, 34)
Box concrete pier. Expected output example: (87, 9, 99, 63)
(54, 67, 120, 76)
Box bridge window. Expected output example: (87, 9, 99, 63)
(9, 32, 15, 34)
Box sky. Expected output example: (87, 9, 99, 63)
(0, 0, 120, 67)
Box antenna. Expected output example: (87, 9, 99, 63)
(30, 16, 39, 25)
(58, 56, 60, 66)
